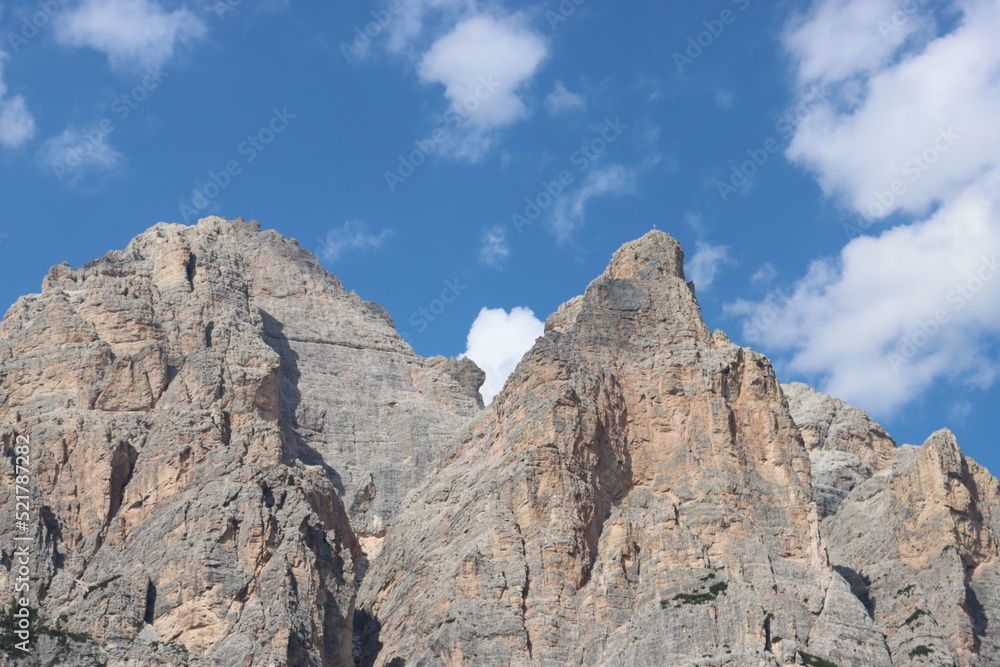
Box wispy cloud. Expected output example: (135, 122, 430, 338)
(550, 164, 636, 243)
(751, 262, 778, 285)
(316, 220, 393, 263)
(38, 126, 125, 188)
(544, 80, 585, 115)
(479, 225, 510, 268)
(55, 0, 207, 71)
(0, 51, 35, 149)
(687, 242, 733, 292)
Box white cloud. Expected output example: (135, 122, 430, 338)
(462, 306, 544, 404)
(383, 0, 474, 54)
(783, 0, 932, 87)
(785, 0, 1000, 219)
(39, 127, 125, 187)
(730, 168, 1000, 416)
(730, 0, 1000, 418)
(418, 14, 546, 128)
(0, 93, 35, 149)
(684, 211, 705, 233)
(751, 262, 778, 285)
(544, 80, 585, 115)
(317, 221, 393, 262)
(55, 0, 207, 71)
(550, 164, 636, 243)
(479, 225, 509, 268)
(0, 51, 35, 149)
(687, 242, 733, 292)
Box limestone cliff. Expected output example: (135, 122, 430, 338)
(0, 217, 480, 665)
(788, 383, 1000, 666)
(2, 220, 999, 667)
(355, 231, 891, 666)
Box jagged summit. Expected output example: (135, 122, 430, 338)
(1, 218, 998, 666)
(603, 228, 686, 282)
(0, 216, 481, 665)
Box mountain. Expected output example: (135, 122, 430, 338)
(0, 218, 479, 665)
(1, 217, 997, 666)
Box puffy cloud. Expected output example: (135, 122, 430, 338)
(731, 0, 1000, 417)
(316, 221, 393, 262)
(687, 242, 733, 292)
(384, 0, 476, 55)
(55, 0, 207, 71)
(462, 306, 544, 404)
(479, 225, 510, 268)
(418, 14, 547, 130)
(544, 80, 585, 115)
(730, 169, 1000, 416)
(785, 0, 1000, 219)
(783, 0, 932, 87)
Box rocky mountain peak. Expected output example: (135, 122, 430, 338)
(2, 219, 998, 666)
(602, 228, 686, 282)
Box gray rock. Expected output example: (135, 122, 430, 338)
(2, 220, 999, 667)
(0, 217, 480, 665)
(356, 231, 890, 667)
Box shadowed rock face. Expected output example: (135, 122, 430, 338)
(2, 220, 998, 666)
(0, 217, 480, 665)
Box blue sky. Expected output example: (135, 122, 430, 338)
(1, 0, 998, 475)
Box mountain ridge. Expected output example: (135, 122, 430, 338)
(0, 217, 996, 666)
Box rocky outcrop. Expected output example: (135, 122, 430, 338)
(356, 231, 890, 666)
(788, 383, 1000, 666)
(783, 381, 897, 468)
(783, 383, 897, 519)
(2, 219, 998, 666)
(0, 217, 480, 665)
(819, 431, 1000, 666)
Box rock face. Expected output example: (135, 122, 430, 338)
(2, 220, 999, 666)
(0, 217, 480, 665)
(783, 382, 898, 518)
(788, 383, 1000, 666)
(823, 432, 1000, 666)
(355, 231, 891, 666)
